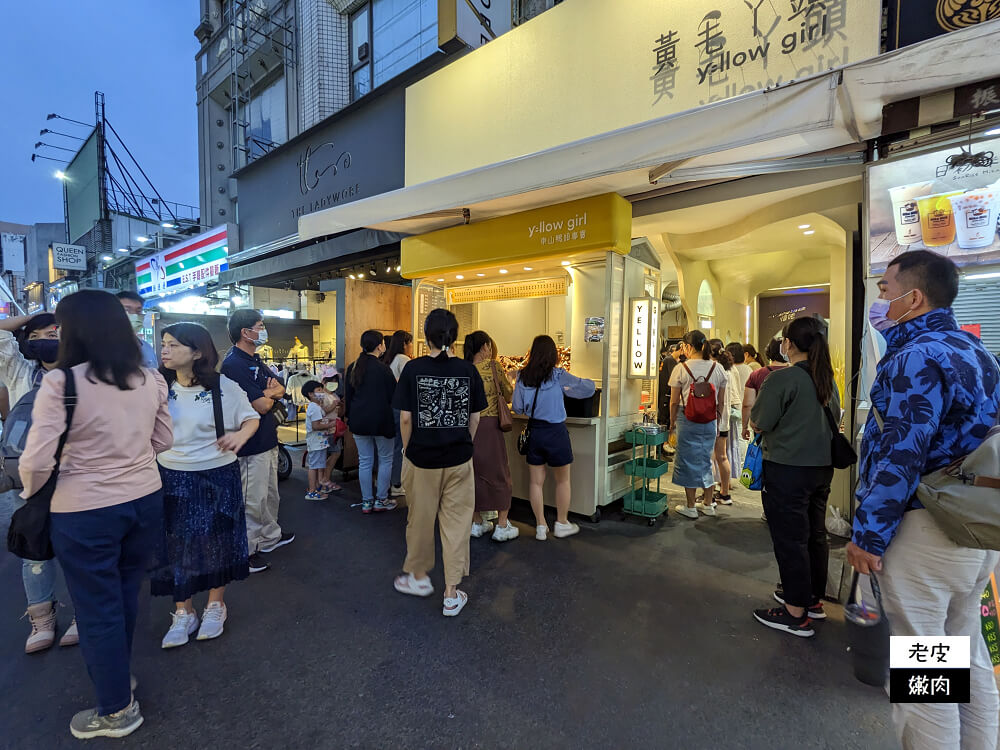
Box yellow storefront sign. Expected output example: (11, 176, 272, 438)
(400, 194, 632, 279)
(405, 0, 880, 185)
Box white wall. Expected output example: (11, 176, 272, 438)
(478, 297, 550, 357)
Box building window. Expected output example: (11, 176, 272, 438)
(350, 0, 438, 102)
(247, 76, 287, 159)
(350, 4, 373, 101)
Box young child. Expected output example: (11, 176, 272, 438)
(302, 380, 336, 500)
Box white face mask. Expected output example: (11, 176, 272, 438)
(127, 313, 144, 333)
(780, 340, 790, 360)
(868, 290, 915, 332)
(247, 328, 268, 347)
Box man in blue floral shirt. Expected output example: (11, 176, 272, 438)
(848, 250, 1000, 749)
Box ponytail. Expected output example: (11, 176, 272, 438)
(743, 344, 765, 367)
(424, 308, 459, 361)
(682, 330, 711, 359)
(350, 329, 384, 389)
(710, 339, 734, 371)
(783, 317, 834, 406)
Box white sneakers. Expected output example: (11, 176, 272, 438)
(536, 525, 549, 541)
(696, 502, 717, 517)
(162, 610, 199, 649)
(492, 522, 519, 542)
(162, 603, 228, 648)
(553, 521, 580, 538)
(470, 520, 495, 538)
(197, 602, 227, 640)
(674, 505, 699, 519)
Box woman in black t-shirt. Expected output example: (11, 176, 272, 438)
(391, 309, 487, 618)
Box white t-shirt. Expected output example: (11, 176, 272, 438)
(305, 401, 330, 452)
(668, 359, 730, 409)
(390, 353, 410, 381)
(157, 375, 259, 472)
(733, 363, 752, 399)
(728, 368, 743, 408)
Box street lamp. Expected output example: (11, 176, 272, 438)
(35, 141, 76, 153)
(30, 153, 68, 165)
(46, 113, 92, 128)
(39, 128, 85, 140)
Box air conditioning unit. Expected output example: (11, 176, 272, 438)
(358, 41, 369, 62)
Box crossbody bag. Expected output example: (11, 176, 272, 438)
(517, 383, 541, 456)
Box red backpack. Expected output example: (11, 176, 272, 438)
(682, 362, 718, 424)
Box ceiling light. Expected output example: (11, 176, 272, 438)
(456, 274, 464, 280)
(116, 247, 128, 253)
(437, 278, 445, 282)
(560, 260, 571, 266)
(349, 273, 356, 279)
(803, 230, 815, 236)
(395, 264, 401, 272)
(964, 271, 1000, 280)
(231, 295, 243, 304)
(476, 273, 485, 277)
(798, 224, 811, 229)
(523, 266, 533, 271)
(101, 255, 112, 262)
(161, 222, 175, 229)
(985, 128, 1000, 137)
(137, 236, 150, 242)
(368, 266, 376, 276)
(498, 269, 508, 274)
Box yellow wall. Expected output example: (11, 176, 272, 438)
(405, 0, 880, 184)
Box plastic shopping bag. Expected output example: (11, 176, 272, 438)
(740, 435, 764, 491)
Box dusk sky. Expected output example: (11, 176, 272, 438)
(1, 2, 199, 226)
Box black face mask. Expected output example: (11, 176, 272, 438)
(23, 339, 60, 364)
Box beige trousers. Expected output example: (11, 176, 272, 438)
(880, 510, 1000, 750)
(239, 448, 282, 554)
(401, 458, 474, 587)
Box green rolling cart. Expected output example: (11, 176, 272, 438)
(623, 427, 670, 526)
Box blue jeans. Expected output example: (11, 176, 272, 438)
(1, 489, 58, 606)
(50, 490, 163, 716)
(355, 435, 394, 502)
(391, 409, 404, 487)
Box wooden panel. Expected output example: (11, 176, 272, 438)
(340, 280, 412, 471)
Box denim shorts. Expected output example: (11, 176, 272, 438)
(525, 420, 574, 467)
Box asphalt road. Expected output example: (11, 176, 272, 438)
(0, 469, 895, 749)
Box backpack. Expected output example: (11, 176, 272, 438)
(681, 362, 718, 424)
(0, 374, 44, 491)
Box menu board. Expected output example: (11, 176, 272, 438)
(983, 573, 1000, 673)
(868, 137, 1000, 275)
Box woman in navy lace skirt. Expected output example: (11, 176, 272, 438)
(151, 323, 260, 648)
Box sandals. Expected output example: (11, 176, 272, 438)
(442, 590, 468, 617)
(320, 482, 341, 493)
(394, 574, 434, 598)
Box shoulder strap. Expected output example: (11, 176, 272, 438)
(211, 381, 225, 439)
(681, 362, 694, 380)
(53, 368, 77, 464)
(707, 363, 716, 380)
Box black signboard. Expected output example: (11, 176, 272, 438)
(235, 88, 406, 252)
(886, 0, 1000, 51)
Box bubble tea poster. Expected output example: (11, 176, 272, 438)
(867, 136, 1000, 275)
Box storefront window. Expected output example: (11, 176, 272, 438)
(350, 0, 437, 101)
(247, 76, 287, 159)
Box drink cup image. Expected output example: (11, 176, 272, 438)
(949, 189, 1000, 250)
(916, 191, 963, 247)
(888, 181, 935, 244)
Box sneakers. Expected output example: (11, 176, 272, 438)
(553, 521, 580, 538)
(304, 490, 327, 501)
(248, 552, 270, 573)
(59, 618, 79, 647)
(374, 498, 397, 512)
(470, 520, 495, 538)
(696, 502, 717, 517)
(752, 606, 815, 638)
(714, 493, 733, 506)
(362, 500, 374, 514)
(70, 700, 143, 739)
(25, 601, 58, 654)
(259, 531, 295, 553)
(197, 602, 227, 640)
(773, 590, 827, 620)
(674, 505, 699, 519)
(492, 522, 519, 542)
(390, 484, 406, 498)
(535, 525, 549, 541)
(161, 610, 200, 649)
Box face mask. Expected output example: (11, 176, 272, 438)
(127, 313, 144, 333)
(24, 339, 60, 364)
(868, 290, 915, 332)
(325, 382, 338, 392)
(779, 341, 790, 361)
(248, 328, 268, 347)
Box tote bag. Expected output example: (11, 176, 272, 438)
(740, 434, 764, 491)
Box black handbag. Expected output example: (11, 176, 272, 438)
(7, 368, 77, 561)
(824, 405, 858, 470)
(516, 383, 541, 456)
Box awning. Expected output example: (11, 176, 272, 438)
(217, 228, 404, 288)
(297, 21, 1000, 240)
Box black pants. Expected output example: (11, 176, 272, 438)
(761, 461, 834, 609)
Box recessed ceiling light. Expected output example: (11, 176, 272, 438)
(798, 224, 811, 229)
(456, 274, 464, 280)
(560, 260, 571, 266)
(523, 266, 533, 271)
(476, 273, 485, 277)
(498, 269, 508, 274)
(437, 278, 445, 282)
(803, 230, 815, 236)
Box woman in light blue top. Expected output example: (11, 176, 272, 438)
(512, 335, 595, 541)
